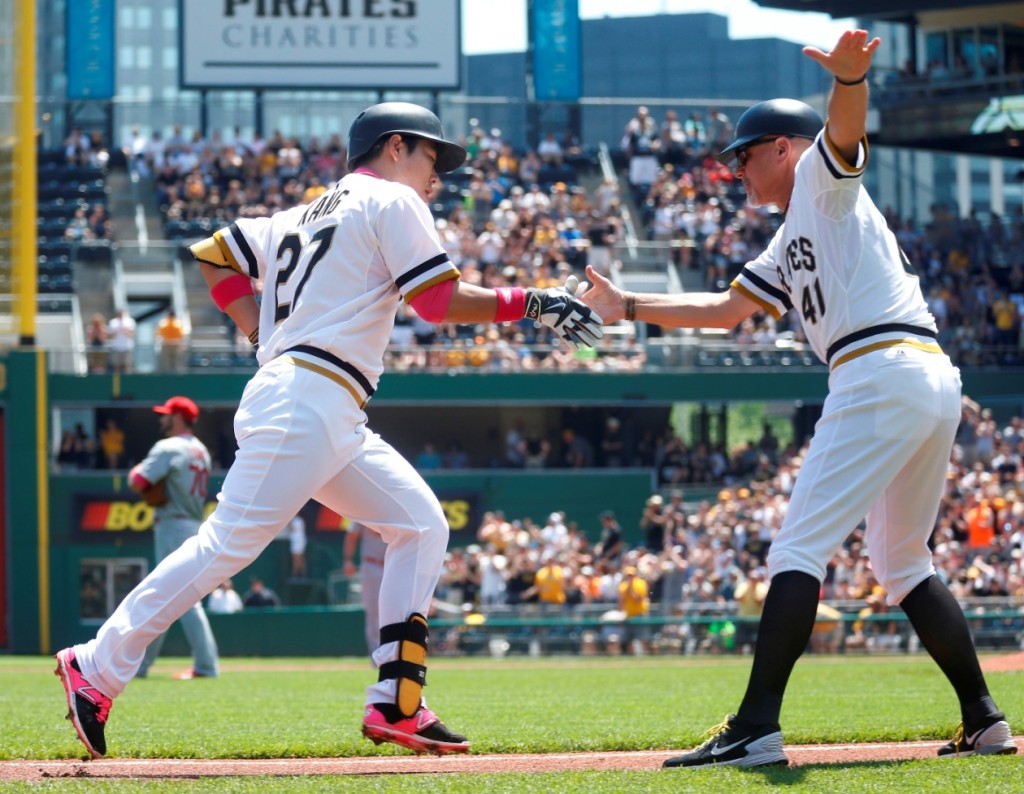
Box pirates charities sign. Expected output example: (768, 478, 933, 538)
(180, 0, 461, 89)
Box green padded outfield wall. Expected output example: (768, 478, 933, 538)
(4, 359, 1022, 654)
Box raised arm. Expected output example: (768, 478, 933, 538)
(802, 29, 881, 164)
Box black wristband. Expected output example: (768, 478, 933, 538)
(835, 73, 867, 86)
(247, 328, 259, 349)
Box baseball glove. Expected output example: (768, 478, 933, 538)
(140, 479, 169, 507)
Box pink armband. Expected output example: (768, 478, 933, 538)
(210, 274, 255, 311)
(494, 287, 526, 323)
(409, 278, 455, 323)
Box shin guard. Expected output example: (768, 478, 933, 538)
(378, 613, 429, 718)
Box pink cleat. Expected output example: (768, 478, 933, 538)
(54, 648, 113, 759)
(171, 668, 212, 680)
(362, 703, 470, 755)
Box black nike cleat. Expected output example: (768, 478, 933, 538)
(663, 714, 788, 768)
(938, 717, 1016, 758)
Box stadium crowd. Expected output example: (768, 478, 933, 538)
(430, 398, 1024, 654)
(51, 113, 1024, 650)
(622, 105, 1024, 367)
(117, 105, 1022, 373)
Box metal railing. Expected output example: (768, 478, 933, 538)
(427, 597, 1024, 658)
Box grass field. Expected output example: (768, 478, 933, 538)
(2, 653, 1021, 791)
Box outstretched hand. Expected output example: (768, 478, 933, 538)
(803, 29, 880, 82)
(524, 280, 604, 351)
(579, 265, 627, 323)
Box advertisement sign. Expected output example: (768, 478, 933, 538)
(73, 493, 217, 540)
(531, 0, 580, 102)
(72, 489, 480, 541)
(66, 0, 116, 99)
(180, 0, 461, 90)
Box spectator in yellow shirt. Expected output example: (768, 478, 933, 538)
(98, 417, 125, 470)
(991, 291, 1019, 351)
(527, 555, 567, 606)
(733, 567, 769, 653)
(156, 310, 187, 372)
(618, 566, 650, 617)
(617, 565, 650, 654)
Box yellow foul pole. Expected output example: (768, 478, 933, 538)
(14, 0, 37, 345)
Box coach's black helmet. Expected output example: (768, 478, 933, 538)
(716, 99, 823, 164)
(347, 102, 467, 173)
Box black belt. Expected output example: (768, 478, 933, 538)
(282, 345, 376, 408)
(826, 323, 938, 367)
(285, 345, 375, 398)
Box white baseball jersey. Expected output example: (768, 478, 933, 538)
(732, 129, 961, 605)
(732, 131, 939, 369)
(75, 170, 457, 710)
(134, 433, 211, 521)
(210, 172, 460, 405)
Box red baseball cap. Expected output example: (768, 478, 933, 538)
(152, 395, 199, 422)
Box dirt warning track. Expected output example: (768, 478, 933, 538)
(2, 738, 1022, 781)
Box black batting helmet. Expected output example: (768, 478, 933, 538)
(347, 102, 467, 173)
(716, 99, 823, 164)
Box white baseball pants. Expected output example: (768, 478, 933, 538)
(74, 359, 449, 706)
(767, 345, 961, 604)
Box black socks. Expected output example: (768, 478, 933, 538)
(900, 575, 1000, 725)
(736, 570, 820, 727)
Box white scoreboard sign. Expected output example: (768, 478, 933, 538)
(180, 0, 461, 90)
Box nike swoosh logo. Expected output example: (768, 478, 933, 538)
(710, 738, 749, 756)
(964, 728, 985, 745)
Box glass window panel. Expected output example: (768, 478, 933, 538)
(925, 32, 948, 73)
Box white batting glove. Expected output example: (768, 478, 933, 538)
(524, 284, 604, 351)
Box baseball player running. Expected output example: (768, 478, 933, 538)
(131, 396, 218, 681)
(581, 30, 1016, 768)
(55, 101, 602, 760)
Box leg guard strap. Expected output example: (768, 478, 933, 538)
(378, 613, 429, 718)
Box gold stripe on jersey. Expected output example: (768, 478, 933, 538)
(188, 232, 244, 274)
(818, 129, 869, 177)
(281, 355, 368, 409)
(732, 281, 785, 320)
(403, 270, 460, 304)
(831, 338, 943, 370)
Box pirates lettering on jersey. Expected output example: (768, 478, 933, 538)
(785, 236, 817, 275)
(778, 236, 827, 326)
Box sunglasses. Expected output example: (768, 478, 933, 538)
(735, 137, 781, 167)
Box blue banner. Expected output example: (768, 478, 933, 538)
(67, 0, 115, 99)
(531, 0, 581, 102)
